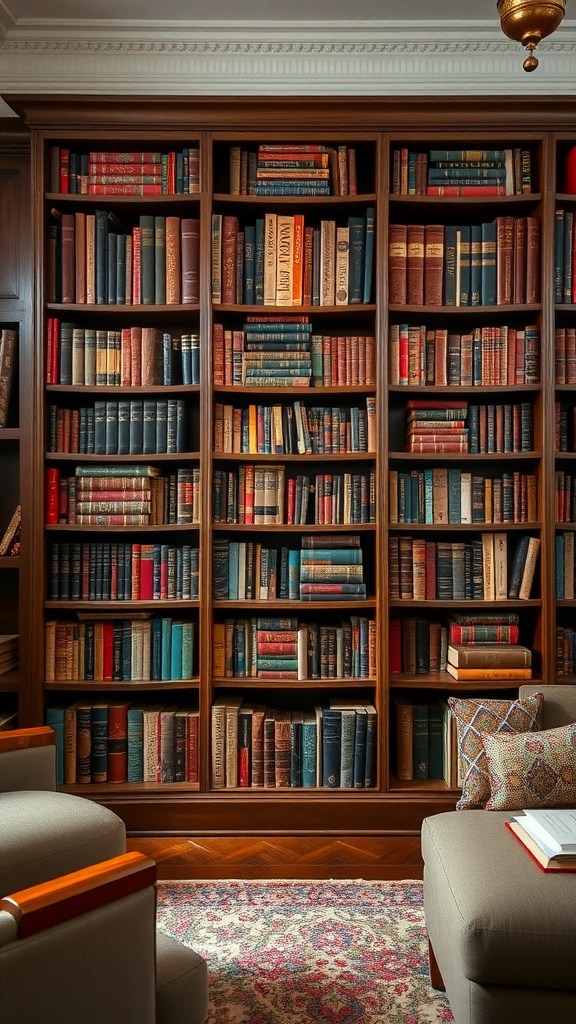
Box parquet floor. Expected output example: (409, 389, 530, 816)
(126, 834, 424, 880)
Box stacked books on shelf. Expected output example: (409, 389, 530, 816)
(213, 615, 375, 680)
(45, 615, 196, 682)
(45, 701, 199, 786)
(50, 467, 199, 527)
(555, 470, 576, 523)
(299, 534, 366, 602)
(0, 505, 21, 556)
(214, 398, 375, 454)
(51, 147, 201, 195)
(46, 395, 188, 455)
(46, 320, 199, 387)
(49, 209, 200, 305)
(391, 147, 533, 196)
(389, 322, 540, 387)
(211, 696, 376, 790)
(212, 208, 374, 306)
(0, 327, 17, 427)
(404, 398, 469, 454)
(446, 611, 532, 680)
(507, 809, 576, 872)
(388, 216, 540, 307)
(0, 634, 19, 676)
(394, 693, 457, 784)
(48, 541, 200, 602)
(556, 625, 576, 676)
(389, 466, 537, 526)
(229, 143, 357, 197)
(389, 616, 448, 674)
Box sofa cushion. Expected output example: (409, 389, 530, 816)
(156, 930, 209, 1024)
(0, 790, 126, 896)
(422, 809, 576, 990)
(483, 722, 576, 810)
(448, 692, 543, 810)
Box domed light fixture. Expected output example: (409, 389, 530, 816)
(497, 0, 566, 71)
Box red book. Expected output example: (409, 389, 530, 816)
(213, 323, 225, 385)
(186, 711, 199, 783)
(89, 162, 161, 175)
(426, 185, 506, 196)
(526, 216, 541, 304)
(181, 217, 200, 304)
(130, 326, 142, 385)
(496, 215, 514, 305)
(303, 226, 314, 306)
(140, 543, 155, 600)
(388, 223, 407, 304)
(102, 622, 114, 681)
(407, 224, 425, 305)
(424, 224, 444, 306)
(89, 151, 162, 162)
(59, 148, 70, 193)
(132, 226, 142, 305)
(222, 215, 239, 304)
(45, 468, 60, 524)
(107, 704, 128, 783)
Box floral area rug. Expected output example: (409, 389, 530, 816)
(156, 878, 454, 1024)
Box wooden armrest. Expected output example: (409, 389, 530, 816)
(0, 851, 157, 939)
(0, 726, 55, 754)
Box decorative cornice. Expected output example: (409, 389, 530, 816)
(1, 23, 576, 117)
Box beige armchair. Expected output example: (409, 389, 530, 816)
(0, 727, 209, 1023)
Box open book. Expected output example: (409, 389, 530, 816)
(513, 809, 576, 857)
(506, 820, 576, 873)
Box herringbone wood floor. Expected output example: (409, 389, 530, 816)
(126, 835, 424, 880)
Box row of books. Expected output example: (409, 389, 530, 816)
(48, 541, 200, 602)
(45, 702, 200, 786)
(554, 328, 576, 384)
(391, 147, 533, 196)
(388, 533, 541, 602)
(46, 320, 200, 387)
(0, 506, 21, 558)
(0, 328, 17, 428)
(557, 626, 576, 675)
(213, 534, 368, 603)
(50, 147, 201, 195)
(401, 398, 533, 455)
(395, 696, 458, 784)
(553, 208, 576, 303)
(213, 468, 375, 527)
(214, 317, 313, 386)
(212, 210, 374, 307)
(389, 467, 538, 526)
(390, 611, 525, 675)
(229, 143, 358, 197)
(388, 217, 540, 307)
(555, 470, 576, 522)
(0, 634, 18, 677)
(556, 532, 576, 600)
(49, 209, 200, 306)
(214, 398, 376, 455)
(47, 397, 188, 455)
(211, 697, 377, 790)
(213, 322, 376, 388)
(47, 467, 200, 527)
(213, 616, 376, 680)
(555, 402, 576, 452)
(45, 616, 196, 683)
(389, 323, 540, 388)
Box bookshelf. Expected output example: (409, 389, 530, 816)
(3, 94, 576, 840)
(0, 120, 32, 730)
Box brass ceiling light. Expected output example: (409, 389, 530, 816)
(497, 0, 566, 71)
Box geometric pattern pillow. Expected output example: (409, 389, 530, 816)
(483, 722, 576, 810)
(448, 693, 544, 810)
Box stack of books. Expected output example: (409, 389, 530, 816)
(299, 534, 366, 602)
(242, 319, 313, 386)
(446, 611, 532, 680)
(404, 398, 469, 453)
(0, 634, 19, 676)
(426, 148, 515, 196)
(507, 809, 576, 872)
(256, 618, 298, 679)
(253, 144, 332, 196)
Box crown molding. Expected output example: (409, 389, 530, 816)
(2, 22, 576, 117)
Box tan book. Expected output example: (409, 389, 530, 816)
(448, 644, 532, 668)
(263, 211, 277, 305)
(482, 532, 495, 600)
(494, 531, 508, 600)
(519, 536, 541, 599)
(335, 225, 350, 306)
(275, 214, 294, 306)
(320, 219, 336, 306)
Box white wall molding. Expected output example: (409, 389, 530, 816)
(2, 22, 576, 116)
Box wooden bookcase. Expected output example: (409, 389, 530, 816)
(0, 119, 32, 729)
(3, 94, 576, 839)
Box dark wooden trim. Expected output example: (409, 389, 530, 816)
(427, 937, 445, 991)
(0, 726, 55, 753)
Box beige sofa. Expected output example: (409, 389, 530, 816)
(421, 685, 576, 1024)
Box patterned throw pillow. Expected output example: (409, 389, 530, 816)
(483, 722, 576, 810)
(448, 693, 544, 810)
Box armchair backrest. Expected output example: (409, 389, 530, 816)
(0, 728, 56, 793)
(519, 684, 576, 729)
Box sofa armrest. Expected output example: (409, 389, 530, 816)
(0, 727, 56, 792)
(0, 851, 156, 939)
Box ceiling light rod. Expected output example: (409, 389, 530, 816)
(497, 0, 566, 71)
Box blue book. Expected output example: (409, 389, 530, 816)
(363, 207, 375, 304)
(151, 618, 162, 680)
(301, 711, 317, 788)
(288, 549, 300, 600)
(127, 705, 144, 782)
(481, 221, 497, 306)
(290, 712, 303, 787)
(90, 704, 108, 782)
(161, 617, 172, 681)
(321, 708, 342, 788)
(353, 708, 368, 789)
(347, 215, 365, 304)
(45, 706, 65, 786)
(170, 622, 183, 680)
(181, 621, 194, 679)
